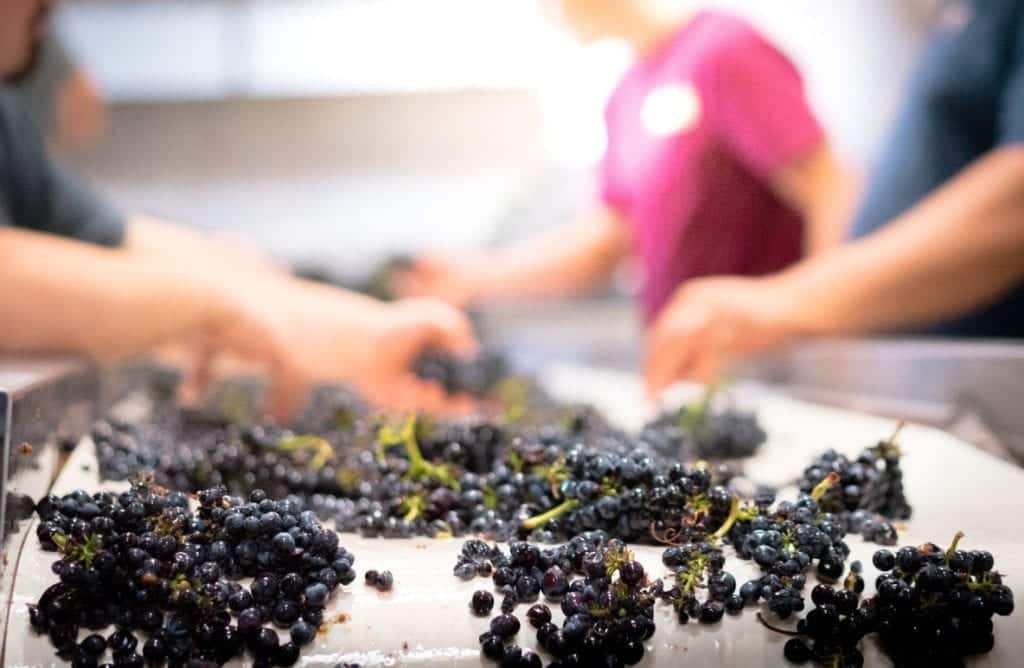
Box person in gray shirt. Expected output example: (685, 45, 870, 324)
(5, 16, 104, 152)
(0, 0, 477, 417)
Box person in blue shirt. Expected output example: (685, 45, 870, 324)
(647, 0, 1024, 391)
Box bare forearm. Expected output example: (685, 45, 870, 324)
(126, 216, 284, 276)
(0, 228, 218, 358)
(778, 147, 1024, 334)
(803, 167, 860, 256)
(772, 144, 859, 256)
(469, 206, 630, 301)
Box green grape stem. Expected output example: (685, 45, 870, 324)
(676, 552, 708, 598)
(275, 435, 334, 470)
(811, 472, 841, 501)
(508, 451, 524, 474)
(377, 416, 460, 490)
(522, 499, 580, 530)
(843, 571, 859, 592)
(711, 495, 740, 541)
(400, 494, 426, 523)
(945, 531, 965, 566)
(55, 532, 100, 566)
(876, 421, 906, 459)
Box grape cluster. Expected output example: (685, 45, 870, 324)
(30, 480, 355, 667)
(92, 374, 777, 547)
(521, 451, 734, 545)
(718, 474, 853, 619)
(322, 416, 737, 545)
(762, 572, 871, 667)
(798, 426, 911, 545)
(641, 385, 766, 462)
(92, 410, 372, 501)
(870, 534, 1014, 665)
(657, 540, 741, 624)
(769, 534, 1015, 667)
(413, 349, 508, 397)
(457, 538, 656, 667)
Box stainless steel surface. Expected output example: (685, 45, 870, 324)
(0, 357, 93, 543)
(480, 303, 1024, 464)
(0, 356, 96, 649)
(736, 338, 1024, 463)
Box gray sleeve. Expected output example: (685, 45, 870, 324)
(0, 89, 124, 247)
(45, 161, 126, 247)
(8, 32, 74, 137)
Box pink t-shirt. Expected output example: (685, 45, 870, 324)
(600, 11, 824, 321)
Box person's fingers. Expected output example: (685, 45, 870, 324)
(361, 374, 447, 415)
(394, 379, 478, 417)
(438, 393, 479, 417)
(645, 307, 707, 396)
(264, 354, 310, 424)
(391, 255, 445, 298)
(216, 312, 311, 423)
(689, 318, 741, 383)
(690, 350, 723, 384)
(427, 309, 479, 358)
(645, 333, 695, 397)
(390, 268, 427, 298)
(404, 298, 479, 358)
(176, 334, 214, 408)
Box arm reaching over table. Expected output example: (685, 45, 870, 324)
(394, 205, 631, 306)
(646, 146, 1024, 394)
(0, 82, 477, 418)
(0, 226, 310, 420)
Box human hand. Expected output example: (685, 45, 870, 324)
(179, 290, 313, 423)
(645, 276, 806, 396)
(391, 254, 482, 306)
(274, 286, 480, 414)
(349, 297, 480, 413)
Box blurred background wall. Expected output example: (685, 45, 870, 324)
(55, 0, 931, 277)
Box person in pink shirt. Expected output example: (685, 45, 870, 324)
(397, 0, 852, 324)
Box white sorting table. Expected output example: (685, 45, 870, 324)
(3, 365, 1022, 666)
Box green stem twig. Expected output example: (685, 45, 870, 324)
(811, 472, 841, 502)
(521, 499, 580, 531)
(275, 435, 334, 470)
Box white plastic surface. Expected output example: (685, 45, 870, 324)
(3, 366, 1023, 666)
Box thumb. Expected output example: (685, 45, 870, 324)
(401, 299, 479, 359)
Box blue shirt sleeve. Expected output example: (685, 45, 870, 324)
(998, 4, 1024, 143)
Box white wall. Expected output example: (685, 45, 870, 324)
(58, 0, 925, 165)
(59, 0, 929, 268)
(702, 0, 926, 164)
